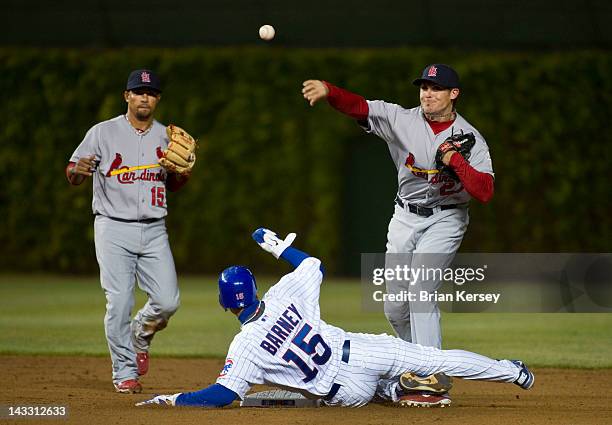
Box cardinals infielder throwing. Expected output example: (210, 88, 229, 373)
(302, 64, 495, 406)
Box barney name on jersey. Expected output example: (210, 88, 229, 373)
(104, 147, 166, 184)
(259, 303, 303, 355)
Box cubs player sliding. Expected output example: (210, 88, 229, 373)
(136, 229, 533, 408)
(302, 64, 494, 406)
(66, 70, 193, 393)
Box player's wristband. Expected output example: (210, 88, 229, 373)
(280, 246, 310, 268)
(280, 247, 325, 275)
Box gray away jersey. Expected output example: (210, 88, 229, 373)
(70, 115, 170, 220)
(216, 258, 347, 399)
(366, 101, 494, 207)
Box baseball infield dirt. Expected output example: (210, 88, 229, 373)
(2, 356, 611, 425)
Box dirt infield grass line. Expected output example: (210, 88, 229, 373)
(1, 274, 611, 368)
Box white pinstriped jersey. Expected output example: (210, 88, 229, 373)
(216, 258, 347, 399)
(365, 102, 494, 207)
(214, 259, 524, 407)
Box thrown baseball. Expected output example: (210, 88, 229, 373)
(259, 24, 275, 41)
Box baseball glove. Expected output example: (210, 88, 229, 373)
(159, 124, 197, 175)
(435, 131, 476, 170)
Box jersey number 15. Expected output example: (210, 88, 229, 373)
(282, 323, 331, 382)
(151, 186, 166, 207)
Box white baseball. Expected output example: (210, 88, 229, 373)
(259, 25, 275, 41)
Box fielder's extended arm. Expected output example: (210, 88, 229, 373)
(323, 81, 369, 122)
(302, 80, 369, 122)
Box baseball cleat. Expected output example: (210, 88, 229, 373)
(397, 391, 452, 408)
(512, 360, 535, 390)
(114, 379, 143, 394)
(136, 352, 149, 376)
(399, 372, 452, 394)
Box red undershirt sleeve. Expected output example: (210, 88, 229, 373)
(65, 162, 76, 183)
(449, 153, 494, 203)
(65, 161, 86, 185)
(166, 172, 191, 192)
(323, 81, 369, 121)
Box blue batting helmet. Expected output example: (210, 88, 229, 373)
(218, 266, 258, 310)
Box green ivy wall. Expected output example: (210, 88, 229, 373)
(1, 48, 610, 274)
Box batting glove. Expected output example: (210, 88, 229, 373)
(135, 393, 182, 407)
(252, 228, 296, 259)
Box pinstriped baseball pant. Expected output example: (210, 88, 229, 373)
(323, 332, 520, 407)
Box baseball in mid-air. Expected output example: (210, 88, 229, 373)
(259, 24, 275, 41)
